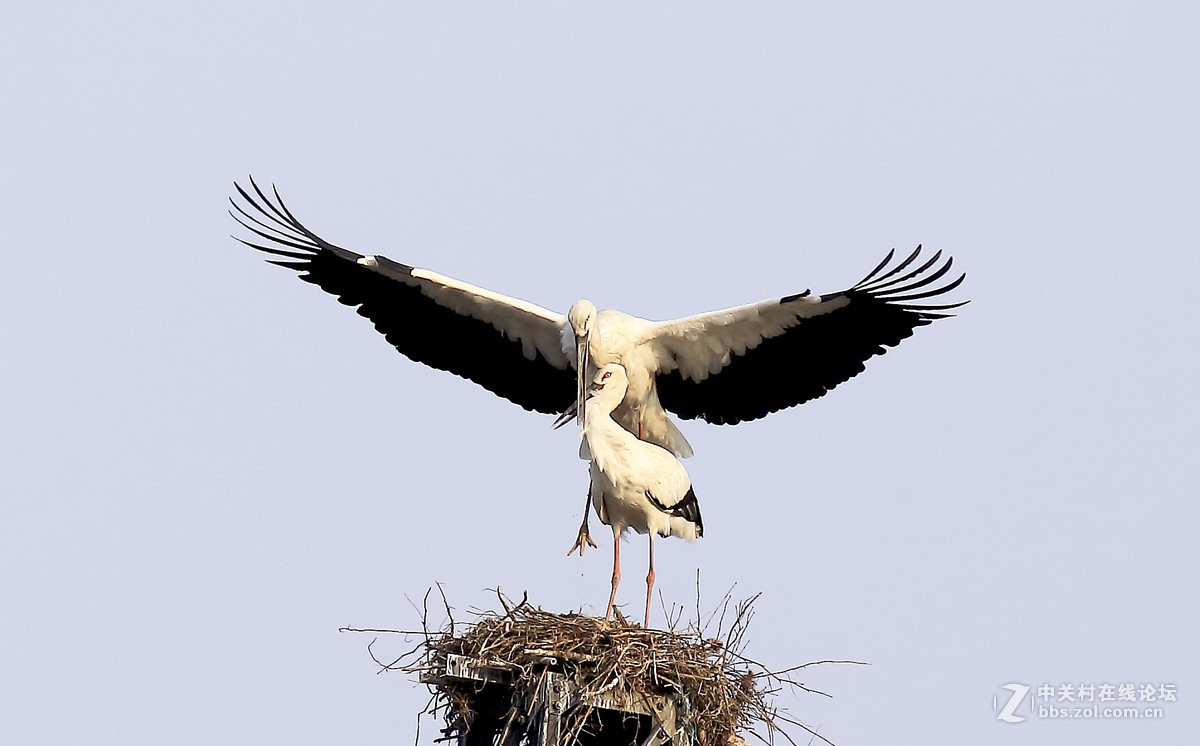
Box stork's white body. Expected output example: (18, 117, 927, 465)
(579, 364, 703, 625)
(585, 372, 700, 545)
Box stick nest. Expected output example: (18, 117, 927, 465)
(359, 591, 844, 746)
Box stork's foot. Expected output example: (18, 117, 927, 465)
(568, 521, 598, 556)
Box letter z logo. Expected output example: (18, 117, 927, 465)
(994, 683, 1031, 723)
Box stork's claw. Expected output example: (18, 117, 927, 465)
(568, 491, 597, 556)
(568, 521, 597, 556)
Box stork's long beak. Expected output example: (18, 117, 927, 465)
(551, 402, 576, 430)
(575, 330, 590, 430)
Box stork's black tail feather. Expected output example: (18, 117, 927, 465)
(646, 487, 704, 537)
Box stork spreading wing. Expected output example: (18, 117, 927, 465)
(232, 178, 966, 440)
(651, 247, 966, 424)
(231, 179, 575, 415)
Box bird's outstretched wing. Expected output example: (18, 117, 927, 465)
(231, 178, 575, 414)
(651, 247, 966, 424)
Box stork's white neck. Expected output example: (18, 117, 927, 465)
(584, 388, 623, 424)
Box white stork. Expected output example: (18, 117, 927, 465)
(231, 178, 966, 456)
(569, 363, 703, 626)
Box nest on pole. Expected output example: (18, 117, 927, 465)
(365, 591, 844, 746)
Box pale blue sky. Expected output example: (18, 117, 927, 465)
(2, 2, 1196, 744)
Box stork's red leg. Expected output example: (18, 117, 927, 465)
(645, 534, 655, 627)
(605, 532, 621, 621)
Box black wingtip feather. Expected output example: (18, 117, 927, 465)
(862, 249, 943, 293)
(870, 257, 955, 299)
(859, 245, 923, 289)
(266, 260, 312, 271)
(887, 271, 967, 303)
(232, 177, 365, 264)
(854, 247, 896, 287)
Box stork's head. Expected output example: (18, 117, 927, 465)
(587, 363, 629, 414)
(568, 299, 598, 430)
(568, 299, 596, 344)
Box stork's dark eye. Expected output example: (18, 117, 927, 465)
(601, 371, 612, 381)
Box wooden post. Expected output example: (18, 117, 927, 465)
(423, 653, 684, 746)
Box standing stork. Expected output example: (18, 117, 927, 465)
(231, 178, 966, 456)
(569, 363, 703, 626)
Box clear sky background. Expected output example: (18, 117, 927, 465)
(3, 3, 1196, 744)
